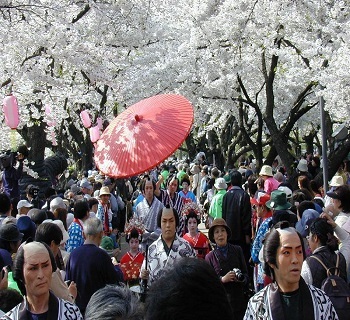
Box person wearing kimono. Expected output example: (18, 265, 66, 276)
(140, 206, 196, 285)
(244, 221, 338, 320)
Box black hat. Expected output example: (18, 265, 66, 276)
(0, 224, 23, 242)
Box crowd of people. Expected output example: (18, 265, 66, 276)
(0, 152, 350, 319)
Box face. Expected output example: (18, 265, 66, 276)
(167, 179, 178, 195)
(307, 232, 318, 253)
(182, 182, 189, 192)
(129, 238, 140, 252)
(161, 209, 176, 242)
(20, 207, 31, 215)
(23, 243, 52, 299)
(50, 241, 60, 257)
(256, 204, 267, 217)
(270, 230, 303, 292)
(100, 194, 110, 205)
(143, 180, 154, 201)
(82, 187, 91, 195)
(187, 217, 198, 233)
(213, 226, 228, 247)
(331, 197, 341, 210)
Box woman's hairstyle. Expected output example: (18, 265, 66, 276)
(53, 207, 68, 231)
(185, 210, 200, 225)
(333, 185, 350, 212)
(35, 222, 63, 246)
(263, 221, 305, 280)
(180, 176, 190, 186)
(157, 205, 179, 228)
(12, 242, 57, 295)
(85, 284, 144, 320)
(310, 218, 339, 251)
(126, 228, 142, 243)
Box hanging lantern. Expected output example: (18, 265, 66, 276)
(97, 117, 103, 130)
(3, 95, 19, 129)
(80, 110, 91, 128)
(89, 125, 100, 143)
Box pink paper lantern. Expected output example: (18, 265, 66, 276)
(80, 110, 91, 128)
(3, 95, 19, 129)
(89, 125, 100, 143)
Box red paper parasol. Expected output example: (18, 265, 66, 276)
(94, 94, 194, 178)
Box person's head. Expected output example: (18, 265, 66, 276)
(166, 174, 179, 194)
(80, 181, 93, 195)
(326, 184, 350, 212)
(157, 206, 179, 242)
(0, 193, 11, 215)
(12, 241, 56, 296)
(311, 156, 320, 168)
(307, 218, 339, 253)
(259, 165, 273, 179)
(140, 177, 156, 202)
(255, 176, 265, 190)
(85, 284, 144, 320)
(208, 218, 232, 246)
(35, 222, 63, 257)
(84, 218, 103, 241)
(145, 258, 233, 320)
(0, 288, 23, 313)
(99, 186, 111, 205)
(251, 193, 271, 218)
(266, 190, 292, 211)
(73, 200, 90, 220)
(230, 170, 242, 187)
(181, 176, 190, 191)
(297, 159, 308, 173)
(53, 207, 68, 231)
(30, 209, 48, 226)
(126, 228, 141, 253)
(263, 221, 305, 292)
(49, 197, 66, 213)
(214, 177, 227, 191)
(297, 175, 310, 190)
(16, 216, 36, 243)
(16, 200, 33, 215)
(0, 223, 23, 254)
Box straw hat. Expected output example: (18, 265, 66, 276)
(208, 218, 232, 243)
(329, 175, 344, 187)
(259, 165, 273, 177)
(99, 186, 111, 196)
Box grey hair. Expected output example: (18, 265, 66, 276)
(85, 284, 144, 320)
(83, 217, 103, 236)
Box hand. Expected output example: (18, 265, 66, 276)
(141, 269, 149, 280)
(222, 270, 237, 283)
(321, 212, 337, 228)
(0, 267, 9, 290)
(68, 281, 77, 300)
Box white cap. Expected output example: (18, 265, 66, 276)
(17, 200, 33, 210)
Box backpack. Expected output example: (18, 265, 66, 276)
(310, 253, 350, 320)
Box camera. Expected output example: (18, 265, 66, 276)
(232, 268, 244, 282)
(28, 186, 40, 198)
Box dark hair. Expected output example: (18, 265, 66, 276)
(157, 205, 179, 228)
(310, 218, 339, 251)
(73, 200, 89, 220)
(333, 185, 350, 212)
(181, 176, 190, 186)
(145, 258, 233, 320)
(85, 284, 143, 320)
(247, 174, 258, 197)
(185, 210, 200, 225)
(12, 242, 57, 295)
(263, 221, 305, 280)
(140, 177, 156, 192)
(30, 209, 48, 226)
(0, 288, 23, 312)
(230, 170, 242, 187)
(88, 197, 99, 210)
(297, 201, 316, 219)
(0, 193, 11, 214)
(126, 228, 142, 243)
(166, 174, 179, 191)
(35, 222, 63, 246)
(53, 207, 68, 231)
